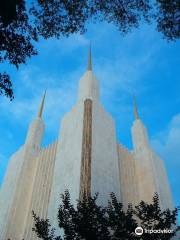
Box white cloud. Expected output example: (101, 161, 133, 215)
(151, 113, 180, 165)
(96, 51, 154, 97)
(151, 113, 180, 204)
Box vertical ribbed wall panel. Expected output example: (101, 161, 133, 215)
(0, 147, 25, 239)
(38, 147, 49, 218)
(23, 141, 57, 239)
(43, 142, 56, 217)
(117, 144, 138, 209)
(24, 147, 46, 239)
(24, 147, 43, 239)
(4, 146, 40, 240)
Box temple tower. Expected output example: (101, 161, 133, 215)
(131, 97, 173, 209)
(0, 93, 45, 240)
(47, 47, 121, 229)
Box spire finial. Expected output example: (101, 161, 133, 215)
(133, 95, 139, 120)
(38, 90, 46, 118)
(87, 43, 92, 71)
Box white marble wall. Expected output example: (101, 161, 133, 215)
(150, 150, 174, 210)
(132, 119, 149, 151)
(48, 102, 121, 233)
(91, 101, 121, 205)
(23, 142, 58, 239)
(4, 146, 41, 240)
(0, 147, 25, 240)
(25, 118, 45, 147)
(78, 71, 99, 102)
(117, 144, 138, 208)
(0, 117, 44, 240)
(48, 102, 84, 233)
(131, 118, 174, 210)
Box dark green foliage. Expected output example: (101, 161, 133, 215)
(0, 73, 14, 100)
(33, 191, 179, 240)
(33, 190, 137, 239)
(0, 0, 37, 100)
(0, 0, 179, 100)
(0, 0, 22, 26)
(30, 0, 151, 38)
(57, 190, 110, 240)
(29, 0, 91, 39)
(32, 211, 62, 240)
(29, 0, 180, 41)
(107, 193, 137, 239)
(134, 193, 180, 240)
(93, 0, 152, 34)
(155, 0, 180, 41)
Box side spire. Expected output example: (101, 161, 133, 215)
(87, 44, 92, 71)
(133, 96, 139, 120)
(38, 90, 46, 118)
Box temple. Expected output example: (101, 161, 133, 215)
(0, 48, 174, 239)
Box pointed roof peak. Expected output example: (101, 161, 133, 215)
(87, 43, 92, 71)
(133, 95, 139, 120)
(38, 90, 46, 118)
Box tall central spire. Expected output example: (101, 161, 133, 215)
(133, 96, 139, 120)
(87, 44, 92, 71)
(78, 46, 99, 101)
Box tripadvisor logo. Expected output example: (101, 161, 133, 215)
(135, 226, 143, 236)
(135, 226, 174, 235)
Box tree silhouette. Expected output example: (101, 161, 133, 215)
(32, 211, 62, 240)
(0, 0, 37, 100)
(0, 0, 180, 99)
(156, 0, 180, 41)
(33, 191, 179, 240)
(33, 190, 138, 239)
(134, 193, 180, 240)
(107, 193, 137, 240)
(58, 191, 111, 240)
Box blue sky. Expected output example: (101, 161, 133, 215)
(0, 21, 179, 215)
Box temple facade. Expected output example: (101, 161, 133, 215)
(0, 48, 174, 239)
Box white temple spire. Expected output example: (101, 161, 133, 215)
(78, 46, 99, 101)
(131, 96, 150, 151)
(133, 96, 139, 120)
(87, 44, 92, 71)
(24, 91, 46, 147)
(38, 90, 46, 118)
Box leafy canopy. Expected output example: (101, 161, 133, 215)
(33, 190, 180, 240)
